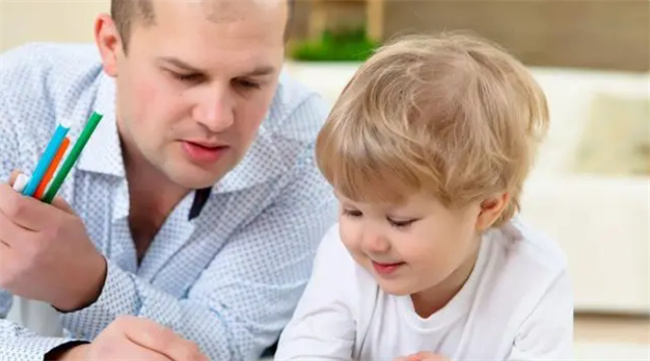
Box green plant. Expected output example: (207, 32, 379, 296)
(290, 28, 379, 61)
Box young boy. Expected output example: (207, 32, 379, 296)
(275, 33, 573, 361)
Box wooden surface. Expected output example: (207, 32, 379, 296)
(3, 0, 647, 71)
(307, 0, 368, 38)
(291, 0, 650, 71)
(381, 0, 649, 72)
(366, 0, 385, 41)
(575, 313, 650, 344)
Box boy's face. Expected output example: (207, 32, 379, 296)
(97, 0, 287, 189)
(337, 193, 484, 299)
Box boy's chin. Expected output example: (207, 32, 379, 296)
(376, 279, 417, 297)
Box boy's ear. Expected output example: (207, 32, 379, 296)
(476, 193, 510, 231)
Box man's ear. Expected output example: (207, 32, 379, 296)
(476, 193, 510, 231)
(94, 13, 123, 77)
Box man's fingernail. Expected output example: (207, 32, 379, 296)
(12, 174, 29, 193)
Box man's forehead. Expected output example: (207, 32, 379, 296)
(204, 1, 246, 23)
(206, 0, 287, 22)
(150, 0, 287, 22)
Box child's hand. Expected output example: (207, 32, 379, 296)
(394, 351, 450, 361)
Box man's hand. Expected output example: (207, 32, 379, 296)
(0, 173, 107, 311)
(50, 316, 209, 361)
(394, 351, 450, 361)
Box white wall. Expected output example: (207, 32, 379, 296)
(0, 0, 110, 52)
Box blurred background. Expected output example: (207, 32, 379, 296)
(1, 0, 649, 359)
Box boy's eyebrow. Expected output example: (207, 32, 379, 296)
(157, 56, 276, 76)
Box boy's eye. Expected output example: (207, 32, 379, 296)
(387, 217, 417, 228)
(342, 209, 363, 218)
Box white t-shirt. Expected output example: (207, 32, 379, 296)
(275, 218, 574, 361)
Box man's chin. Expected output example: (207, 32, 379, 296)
(164, 165, 227, 190)
(174, 174, 221, 190)
(155, 150, 239, 190)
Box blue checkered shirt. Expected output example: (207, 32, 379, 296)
(0, 43, 337, 361)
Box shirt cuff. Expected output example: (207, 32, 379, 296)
(0, 337, 78, 361)
(59, 260, 138, 339)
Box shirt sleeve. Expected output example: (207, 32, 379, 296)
(507, 271, 574, 361)
(274, 224, 359, 361)
(0, 96, 19, 319)
(0, 320, 82, 361)
(0, 92, 78, 361)
(57, 144, 338, 361)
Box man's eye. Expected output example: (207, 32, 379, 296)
(236, 79, 261, 89)
(169, 71, 202, 83)
(387, 218, 417, 228)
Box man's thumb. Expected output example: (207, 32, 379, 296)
(10, 172, 29, 192)
(50, 196, 76, 215)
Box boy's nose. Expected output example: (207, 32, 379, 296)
(361, 231, 391, 255)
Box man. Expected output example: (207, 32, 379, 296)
(0, 0, 336, 360)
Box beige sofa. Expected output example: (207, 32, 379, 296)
(286, 62, 650, 315)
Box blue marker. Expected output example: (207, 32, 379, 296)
(22, 120, 71, 197)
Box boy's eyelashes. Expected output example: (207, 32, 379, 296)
(388, 218, 418, 228)
(342, 209, 363, 217)
(341, 209, 419, 228)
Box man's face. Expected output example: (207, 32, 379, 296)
(100, 0, 287, 189)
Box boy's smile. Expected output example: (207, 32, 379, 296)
(371, 260, 406, 276)
(336, 191, 504, 317)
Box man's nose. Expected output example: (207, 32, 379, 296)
(193, 85, 235, 133)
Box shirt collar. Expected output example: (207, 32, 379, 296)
(77, 72, 289, 193)
(77, 72, 125, 177)
(212, 123, 289, 194)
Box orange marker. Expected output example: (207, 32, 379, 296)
(34, 137, 70, 200)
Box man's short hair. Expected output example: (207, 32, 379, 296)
(111, 0, 295, 52)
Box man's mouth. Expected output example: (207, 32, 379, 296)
(181, 141, 229, 163)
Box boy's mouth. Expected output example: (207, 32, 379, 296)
(371, 261, 406, 275)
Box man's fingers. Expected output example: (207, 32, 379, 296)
(406, 355, 423, 361)
(0, 183, 62, 231)
(0, 219, 18, 287)
(50, 196, 76, 215)
(119, 316, 207, 361)
(156, 334, 207, 361)
(11, 173, 29, 193)
(400, 352, 448, 361)
(99, 336, 174, 361)
(8, 170, 22, 186)
(413, 352, 449, 361)
(0, 206, 36, 248)
(0, 237, 14, 271)
(118, 343, 174, 361)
